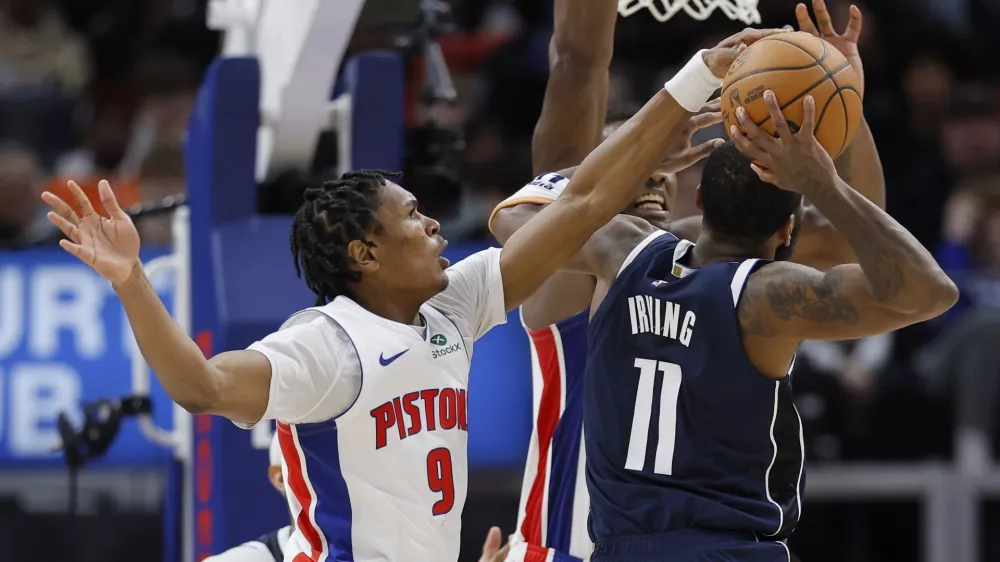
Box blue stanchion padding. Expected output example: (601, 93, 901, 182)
(214, 219, 315, 337)
(183, 56, 264, 561)
(342, 51, 405, 172)
(186, 57, 260, 227)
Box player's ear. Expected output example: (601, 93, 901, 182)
(694, 185, 703, 211)
(782, 214, 795, 246)
(268, 465, 285, 496)
(348, 238, 380, 273)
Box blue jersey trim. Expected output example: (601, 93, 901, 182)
(297, 421, 355, 560)
(545, 311, 589, 552)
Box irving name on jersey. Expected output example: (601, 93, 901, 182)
(626, 294, 697, 347)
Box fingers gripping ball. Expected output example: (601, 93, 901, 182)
(721, 31, 863, 157)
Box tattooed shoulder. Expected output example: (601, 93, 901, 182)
(738, 262, 860, 339)
(737, 268, 777, 337)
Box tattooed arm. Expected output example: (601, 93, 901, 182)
(733, 93, 956, 347)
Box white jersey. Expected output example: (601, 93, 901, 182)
(203, 526, 291, 562)
(247, 249, 507, 562)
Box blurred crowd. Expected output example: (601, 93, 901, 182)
(4, 0, 1000, 467)
(0, 0, 214, 249)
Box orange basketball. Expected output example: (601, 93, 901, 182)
(721, 31, 863, 158)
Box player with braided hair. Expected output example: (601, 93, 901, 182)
(289, 169, 395, 304)
(39, 27, 784, 560)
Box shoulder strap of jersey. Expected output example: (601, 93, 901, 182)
(730, 258, 764, 308)
(616, 229, 673, 279)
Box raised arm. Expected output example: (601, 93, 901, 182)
(791, 0, 885, 269)
(42, 181, 271, 424)
(532, 0, 618, 175)
(733, 92, 957, 343)
(500, 88, 692, 309)
(668, 2, 885, 273)
(498, 30, 787, 309)
(491, 105, 722, 248)
(490, 0, 614, 248)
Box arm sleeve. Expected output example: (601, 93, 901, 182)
(487, 172, 569, 232)
(242, 314, 362, 426)
(430, 247, 508, 341)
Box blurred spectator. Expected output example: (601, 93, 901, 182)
(903, 52, 953, 137)
(120, 51, 198, 174)
(49, 94, 143, 220)
(0, 0, 91, 163)
(54, 100, 136, 177)
(0, 143, 55, 249)
(916, 186, 1000, 465)
(55, 51, 196, 178)
(920, 0, 972, 34)
(47, 51, 196, 237)
(0, 0, 90, 95)
(943, 84, 1000, 174)
(135, 144, 186, 246)
(801, 336, 894, 401)
(881, 52, 955, 255)
(796, 335, 893, 461)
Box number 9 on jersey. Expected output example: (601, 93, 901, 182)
(426, 447, 455, 515)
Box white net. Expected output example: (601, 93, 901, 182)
(618, 0, 761, 24)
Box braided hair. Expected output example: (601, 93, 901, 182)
(290, 169, 400, 305)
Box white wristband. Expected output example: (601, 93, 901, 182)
(663, 50, 723, 112)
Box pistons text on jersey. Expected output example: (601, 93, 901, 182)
(371, 388, 469, 450)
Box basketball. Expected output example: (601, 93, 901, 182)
(721, 31, 863, 157)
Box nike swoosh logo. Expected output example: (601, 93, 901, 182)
(379, 349, 409, 366)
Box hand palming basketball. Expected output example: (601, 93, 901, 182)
(702, 26, 793, 78)
(42, 180, 141, 286)
(731, 92, 837, 193)
(796, 0, 864, 92)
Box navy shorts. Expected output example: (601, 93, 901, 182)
(591, 529, 797, 562)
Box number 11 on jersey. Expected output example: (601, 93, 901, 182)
(625, 358, 683, 475)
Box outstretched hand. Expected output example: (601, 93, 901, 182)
(703, 25, 793, 78)
(796, 0, 864, 92)
(730, 90, 838, 193)
(659, 99, 725, 173)
(41, 180, 141, 286)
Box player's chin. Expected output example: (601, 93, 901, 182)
(435, 270, 450, 292)
(430, 261, 450, 287)
(626, 207, 671, 230)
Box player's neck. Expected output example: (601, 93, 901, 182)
(690, 232, 769, 267)
(349, 285, 424, 326)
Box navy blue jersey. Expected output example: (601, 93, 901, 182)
(585, 230, 805, 542)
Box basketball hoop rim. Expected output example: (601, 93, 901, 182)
(617, 0, 762, 25)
